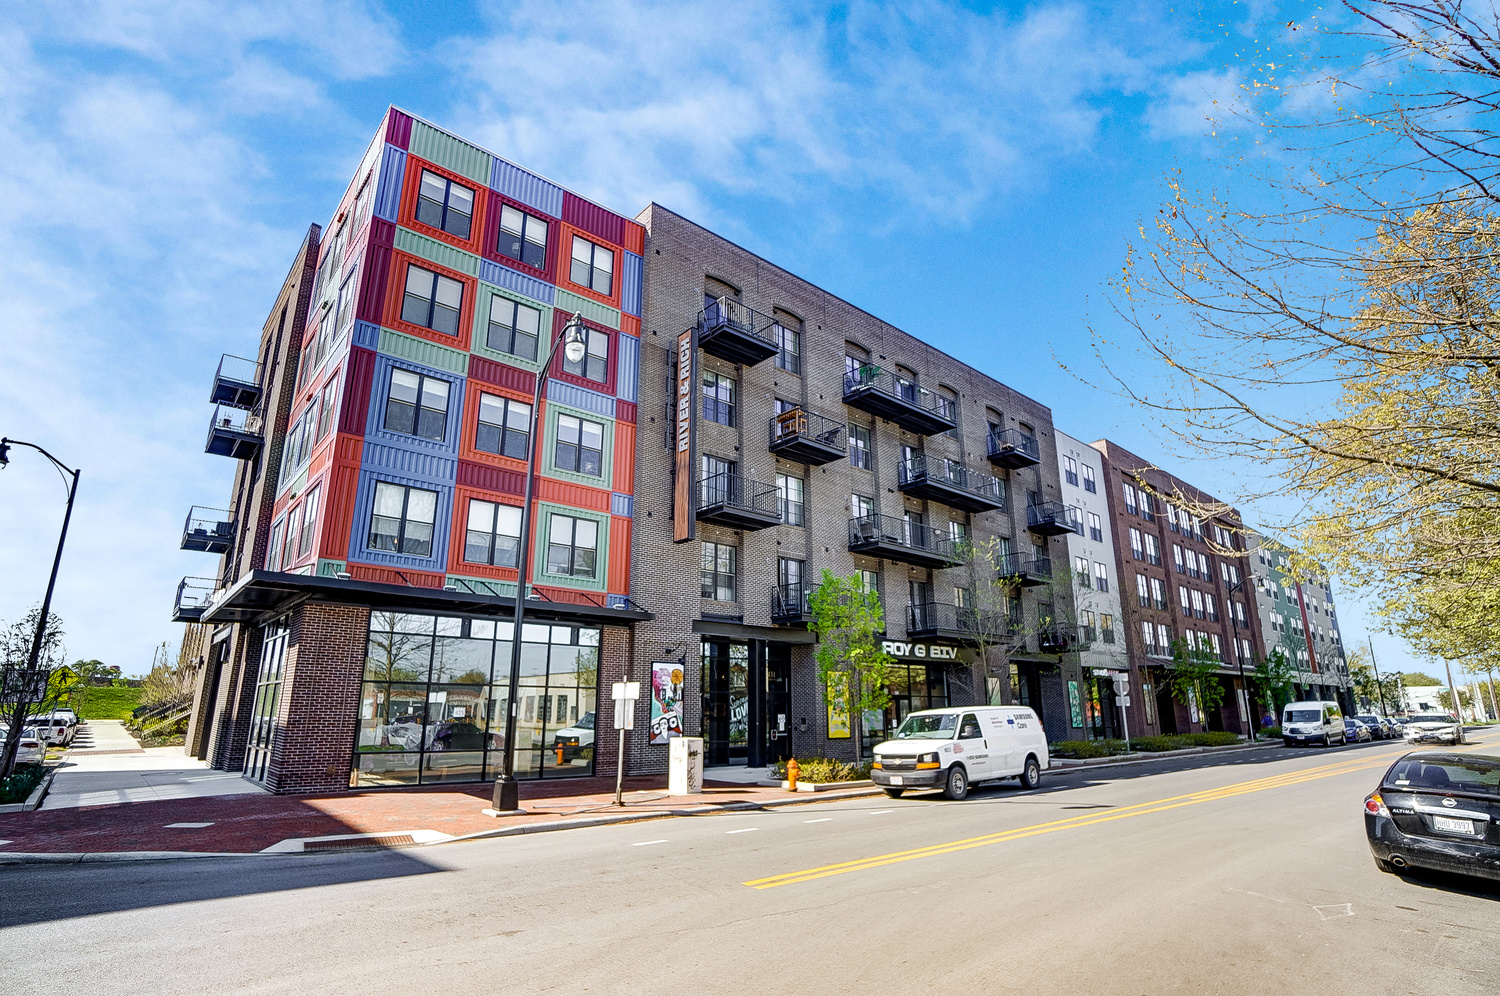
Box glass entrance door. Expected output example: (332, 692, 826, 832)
(244, 620, 290, 784)
(702, 641, 749, 765)
(765, 645, 792, 763)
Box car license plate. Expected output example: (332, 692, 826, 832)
(889, 776, 903, 786)
(1433, 816, 1476, 835)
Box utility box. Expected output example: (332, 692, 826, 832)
(668, 737, 704, 796)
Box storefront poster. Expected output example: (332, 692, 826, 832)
(650, 661, 685, 745)
(826, 674, 851, 739)
(1068, 680, 1083, 728)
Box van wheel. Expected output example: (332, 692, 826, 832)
(943, 765, 969, 801)
(1282, 738, 1293, 748)
(1019, 755, 1042, 790)
(882, 788, 904, 799)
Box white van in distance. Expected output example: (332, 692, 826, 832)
(1281, 701, 1347, 747)
(871, 706, 1049, 800)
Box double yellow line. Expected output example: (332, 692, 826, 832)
(744, 748, 1409, 889)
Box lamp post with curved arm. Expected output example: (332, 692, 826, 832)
(0, 438, 81, 778)
(492, 315, 588, 814)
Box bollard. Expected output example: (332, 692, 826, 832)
(786, 757, 800, 793)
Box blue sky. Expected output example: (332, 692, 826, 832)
(0, 0, 1432, 682)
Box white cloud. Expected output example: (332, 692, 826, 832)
(1144, 68, 1248, 139)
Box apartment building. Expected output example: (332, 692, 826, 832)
(1092, 441, 1266, 735)
(1248, 534, 1353, 711)
(176, 108, 650, 793)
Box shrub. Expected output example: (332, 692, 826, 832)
(1259, 725, 1283, 738)
(1129, 735, 1176, 752)
(0, 764, 46, 806)
(1048, 739, 1129, 759)
(770, 756, 872, 782)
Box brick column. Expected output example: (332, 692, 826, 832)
(266, 603, 370, 794)
(209, 624, 262, 772)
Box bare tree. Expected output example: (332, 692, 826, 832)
(0, 608, 66, 778)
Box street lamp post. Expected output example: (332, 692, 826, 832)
(0, 438, 81, 779)
(492, 315, 588, 814)
(1225, 571, 1256, 739)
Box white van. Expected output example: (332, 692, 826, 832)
(871, 706, 1049, 800)
(1281, 701, 1346, 747)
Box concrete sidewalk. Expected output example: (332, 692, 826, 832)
(42, 744, 269, 810)
(62, 719, 143, 756)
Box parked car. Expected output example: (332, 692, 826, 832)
(871, 706, 1049, 800)
(1282, 702, 1346, 747)
(552, 712, 596, 762)
(52, 708, 79, 728)
(26, 715, 73, 748)
(1366, 750, 1500, 883)
(4, 726, 46, 766)
(1345, 717, 1373, 743)
(429, 720, 486, 752)
(1355, 714, 1392, 739)
(1405, 713, 1463, 746)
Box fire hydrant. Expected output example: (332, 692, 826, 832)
(786, 757, 800, 793)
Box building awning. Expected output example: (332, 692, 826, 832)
(200, 570, 653, 627)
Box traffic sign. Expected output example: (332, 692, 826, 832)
(612, 681, 640, 730)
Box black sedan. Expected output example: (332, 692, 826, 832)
(1365, 750, 1500, 883)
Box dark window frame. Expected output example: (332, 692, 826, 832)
(475, 392, 532, 460)
(384, 367, 451, 442)
(497, 204, 549, 270)
(369, 481, 439, 557)
(414, 168, 475, 239)
(554, 412, 605, 477)
(400, 263, 464, 336)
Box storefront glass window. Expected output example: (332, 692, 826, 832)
(353, 611, 600, 786)
(863, 662, 948, 750)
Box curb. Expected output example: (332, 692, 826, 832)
(0, 769, 57, 814)
(1049, 740, 1308, 775)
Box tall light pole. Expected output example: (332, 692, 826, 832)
(0, 438, 81, 779)
(492, 315, 588, 814)
(1367, 636, 1390, 717)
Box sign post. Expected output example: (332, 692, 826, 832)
(611, 681, 640, 806)
(1111, 671, 1132, 754)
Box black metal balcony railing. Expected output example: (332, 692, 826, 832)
(906, 601, 1005, 644)
(173, 577, 217, 623)
(211, 353, 262, 409)
(842, 366, 957, 436)
(1037, 623, 1092, 655)
(848, 513, 962, 568)
(697, 296, 783, 366)
(772, 583, 812, 624)
(768, 407, 846, 465)
(987, 427, 1041, 469)
(697, 472, 781, 530)
(997, 553, 1051, 587)
(897, 454, 1006, 513)
(181, 506, 234, 554)
(1026, 500, 1082, 537)
(205, 404, 264, 460)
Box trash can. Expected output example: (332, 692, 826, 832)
(668, 737, 704, 795)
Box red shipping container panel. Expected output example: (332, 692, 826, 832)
(458, 378, 535, 471)
(445, 485, 524, 581)
(615, 399, 637, 424)
(380, 250, 478, 352)
(349, 564, 445, 588)
(620, 313, 640, 338)
(357, 242, 392, 325)
(620, 220, 645, 256)
(467, 354, 536, 395)
(607, 515, 631, 595)
(320, 433, 364, 561)
(612, 421, 637, 488)
(534, 477, 611, 514)
(480, 189, 560, 285)
(340, 348, 377, 436)
(398, 155, 489, 257)
(562, 191, 625, 249)
(457, 458, 526, 497)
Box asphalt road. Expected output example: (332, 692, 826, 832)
(3, 736, 1497, 995)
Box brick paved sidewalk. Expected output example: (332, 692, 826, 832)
(0, 776, 878, 858)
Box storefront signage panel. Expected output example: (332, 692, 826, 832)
(880, 640, 965, 662)
(672, 327, 696, 542)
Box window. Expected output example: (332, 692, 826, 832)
(777, 473, 804, 526)
(476, 393, 531, 460)
(1150, 577, 1167, 610)
(1064, 456, 1078, 486)
(1082, 464, 1096, 493)
(1173, 544, 1185, 573)
(851, 493, 873, 519)
(701, 542, 737, 601)
(1094, 562, 1109, 592)
(400, 264, 463, 336)
(1129, 528, 1143, 559)
(266, 519, 286, 572)
(1087, 512, 1102, 542)
(486, 296, 542, 360)
(773, 312, 802, 374)
(562, 327, 609, 383)
(1209, 633, 1222, 659)
(369, 482, 438, 557)
(316, 376, 339, 441)
(1100, 613, 1115, 643)
(948, 520, 969, 546)
(463, 499, 521, 567)
(546, 514, 598, 577)
(297, 486, 321, 559)
(353, 174, 374, 228)
(1192, 517, 1204, 541)
(1180, 586, 1192, 614)
(334, 268, 358, 338)
(415, 169, 474, 239)
(1144, 534, 1161, 566)
(701, 455, 735, 506)
(1075, 556, 1091, 587)
(1123, 482, 1138, 515)
(1234, 600, 1247, 625)
(1167, 504, 1180, 533)
(1157, 623, 1171, 651)
(569, 235, 614, 295)
(498, 205, 548, 270)
(1136, 573, 1149, 607)
(1198, 552, 1210, 577)
(1141, 621, 1157, 653)
(1190, 589, 1205, 619)
(1141, 493, 1156, 522)
(858, 569, 879, 595)
(555, 414, 604, 476)
(702, 370, 736, 426)
(849, 424, 871, 470)
(286, 502, 306, 565)
(384, 368, 450, 441)
(1205, 594, 1218, 622)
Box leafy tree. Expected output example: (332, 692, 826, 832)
(1401, 672, 1442, 687)
(0, 607, 67, 778)
(808, 570, 894, 763)
(1166, 638, 1226, 726)
(1345, 646, 1400, 714)
(1250, 647, 1297, 719)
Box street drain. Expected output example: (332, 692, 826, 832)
(304, 834, 416, 851)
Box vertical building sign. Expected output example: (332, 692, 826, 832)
(673, 328, 697, 542)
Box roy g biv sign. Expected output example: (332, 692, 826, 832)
(672, 325, 697, 542)
(881, 640, 965, 661)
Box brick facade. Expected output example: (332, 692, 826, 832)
(267, 603, 371, 793)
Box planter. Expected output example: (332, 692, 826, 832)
(0, 768, 56, 814)
(757, 779, 876, 793)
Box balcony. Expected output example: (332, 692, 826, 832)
(842, 366, 956, 436)
(181, 507, 234, 554)
(987, 428, 1041, 469)
(697, 472, 781, 531)
(848, 513, 962, 569)
(1037, 623, 1092, 655)
(771, 584, 812, 626)
(172, 577, 217, 623)
(210, 353, 262, 409)
(697, 297, 782, 366)
(997, 553, 1051, 587)
(906, 601, 1005, 645)
(897, 455, 1006, 513)
(1026, 500, 1082, 537)
(205, 404, 263, 460)
(768, 407, 846, 465)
